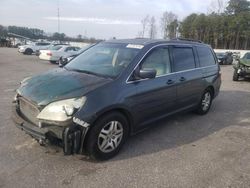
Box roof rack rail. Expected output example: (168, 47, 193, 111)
(172, 37, 203, 43)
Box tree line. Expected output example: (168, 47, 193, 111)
(139, 0, 250, 50)
(1, 0, 250, 49)
(0, 25, 101, 43)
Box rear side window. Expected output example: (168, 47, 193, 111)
(173, 47, 196, 72)
(197, 46, 216, 67)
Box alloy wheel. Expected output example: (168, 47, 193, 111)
(98, 121, 124, 153)
(202, 92, 211, 111)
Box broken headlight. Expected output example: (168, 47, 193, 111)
(37, 97, 86, 122)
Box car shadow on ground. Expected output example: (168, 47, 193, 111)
(112, 90, 250, 161)
(26, 90, 250, 162)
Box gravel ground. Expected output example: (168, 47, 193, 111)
(0, 47, 250, 188)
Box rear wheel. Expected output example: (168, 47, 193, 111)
(86, 112, 129, 160)
(24, 48, 33, 55)
(233, 69, 239, 81)
(195, 89, 213, 115)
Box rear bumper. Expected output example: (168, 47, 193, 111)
(39, 55, 51, 61)
(39, 55, 59, 61)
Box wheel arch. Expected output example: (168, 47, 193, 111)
(206, 85, 215, 99)
(81, 107, 134, 155)
(25, 48, 33, 54)
(93, 107, 134, 135)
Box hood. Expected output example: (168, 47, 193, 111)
(240, 59, 250, 67)
(18, 68, 112, 106)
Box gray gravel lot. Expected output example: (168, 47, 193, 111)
(0, 47, 250, 188)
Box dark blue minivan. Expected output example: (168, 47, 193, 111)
(12, 39, 221, 160)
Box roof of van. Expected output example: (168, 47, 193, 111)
(104, 38, 207, 46)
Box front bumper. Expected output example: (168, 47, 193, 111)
(12, 103, 90, 155)
(236, 67, 250, 77)
(12, 103, 64, 142)
(18, 48, 25, 53)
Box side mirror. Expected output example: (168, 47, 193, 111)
(138, 68, 157, 79)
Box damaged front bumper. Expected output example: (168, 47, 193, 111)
(235, 66, 250, 77)
(12, 103, 90, 155)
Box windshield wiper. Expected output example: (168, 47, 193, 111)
(68, 68, 114, 79)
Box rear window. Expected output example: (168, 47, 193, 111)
(197, 46, 216, 67)
(173, 47, 196, 72)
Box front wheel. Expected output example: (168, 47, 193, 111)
(50, 60, 57, 64)
(195, 89, 213, 115)
(24, 48, 33, 55)
(86, 112, 129, 160)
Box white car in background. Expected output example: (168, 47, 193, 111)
(18, 42, 51, 55)
(39, 45, 81, 63)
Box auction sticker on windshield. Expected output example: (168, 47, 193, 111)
(126, 44, 144, 49)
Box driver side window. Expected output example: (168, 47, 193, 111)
(141, 47, 171, 76)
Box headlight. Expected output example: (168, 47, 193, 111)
(37, 97, 86, 122)
(67, 57, 74, 62)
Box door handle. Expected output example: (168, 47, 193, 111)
(167, 79, 175, 85)
(179, 77, 186, 82)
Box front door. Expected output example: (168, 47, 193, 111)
(128, 46, 177, 129)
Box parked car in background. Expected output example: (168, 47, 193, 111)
(58, 44, 94, 67)
(233, 52, 250, 81)
(39, 45, 81, 63)
(216, 52, 233, 65)
(18, 42, 51, 55)
(35, 43, 69, 56)
(12, 39, 221, 160)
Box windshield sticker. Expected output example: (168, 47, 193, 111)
(126, 44, 144, 49)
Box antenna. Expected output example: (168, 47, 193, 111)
(57, 0, 60, 33)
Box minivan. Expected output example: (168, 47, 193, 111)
(12, 39, 221, 160)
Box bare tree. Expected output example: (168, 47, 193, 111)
(138, 15, 150, 38)
(161, 11, 178, 39)
(207, 0, 226, 14)
(149, 16, 157, 39)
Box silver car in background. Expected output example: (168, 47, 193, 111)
(39, 45, 81, 64)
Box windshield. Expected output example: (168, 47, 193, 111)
(77, 45, 92, 54)
(243, 53, 250, 60)
(49, 45, 64, 50)
(65, 43, 141, 78)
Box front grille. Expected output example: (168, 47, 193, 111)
(19, 97, 40, 126)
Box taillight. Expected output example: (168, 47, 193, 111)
(47, 52, 52, 56)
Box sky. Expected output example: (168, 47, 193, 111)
(0, 0, 229, 39)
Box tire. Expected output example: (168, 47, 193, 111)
(24, 48, 33, 55)
(86, 112, 129, 160)
(195, 89, 213, 115)
(50, 60, 57, 64)
(233, 69, 239, 81)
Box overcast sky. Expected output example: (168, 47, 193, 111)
(0, 0, 229, 39)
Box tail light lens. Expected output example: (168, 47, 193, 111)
(47, 52, 52, 56)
